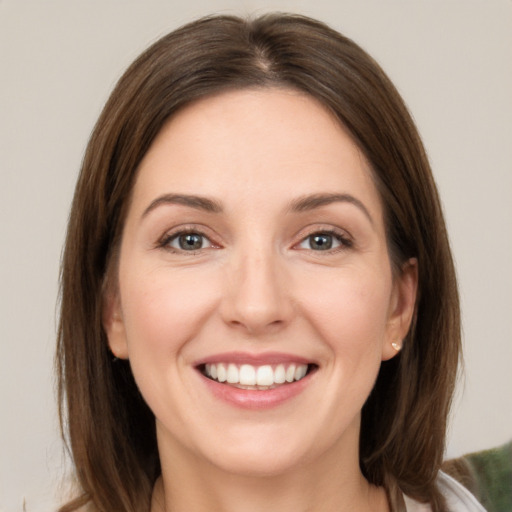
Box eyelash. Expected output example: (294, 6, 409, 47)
(296, 229, 353, 253)
(157, 228, 216, 254)
(156, 228, 353, 254)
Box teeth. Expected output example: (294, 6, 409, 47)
(285, 364, 296, 383)
(295, 365, 307, 380)
(217, 363, 227, 382)
(274, 364, 286, 384)
(203, 362, 310, 387)
(226, 364, 239, 384)
(239, 364, 256, 385)
(256, 365, 273, 386)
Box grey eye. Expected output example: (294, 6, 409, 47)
(170, 233, 210, 251)
(309, 234, 333, 250)
(298, 233, 342, 251)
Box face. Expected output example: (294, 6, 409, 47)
(104, 88, 417, 478)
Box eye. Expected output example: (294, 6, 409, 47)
(164, 231, 213, 252)
(297, 231, 350, 251)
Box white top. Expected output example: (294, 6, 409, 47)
(404, 472, 487, 511)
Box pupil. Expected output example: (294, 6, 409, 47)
(311, 234, 332, 250)
(179, 233, 202, 250)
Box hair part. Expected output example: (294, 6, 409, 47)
(57, 13, 460, 511)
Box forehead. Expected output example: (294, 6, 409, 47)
(130, 88, 384, 222)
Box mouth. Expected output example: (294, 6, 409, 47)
(194, 352, 318, 409)
(198, 362, 317, 390)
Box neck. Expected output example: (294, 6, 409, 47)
(152, 468, 388, 512)
(151, 425, 389, 512)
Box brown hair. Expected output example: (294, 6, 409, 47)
(57, 13, 460, 512)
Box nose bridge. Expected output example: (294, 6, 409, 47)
(222, 240, 292, 334)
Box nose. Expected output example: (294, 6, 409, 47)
(220, 248, 294, 336)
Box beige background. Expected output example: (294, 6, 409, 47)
(1, 0, 511, 510)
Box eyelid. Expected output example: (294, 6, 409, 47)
(292, 225, 354, 252)
(154, 223, 353, 254)
(168, 232, 212, 251)
(156, 224, 221, 253)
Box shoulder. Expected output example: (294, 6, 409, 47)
(437, 471, 487, 511)
(403, 471, 487, 512)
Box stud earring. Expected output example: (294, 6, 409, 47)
(391, 341, 402, 352)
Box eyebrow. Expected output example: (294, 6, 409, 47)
(289, 193, 374, 225)
(141, 191, 373, 224)
(142, 193, 223, 218)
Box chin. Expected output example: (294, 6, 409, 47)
(188, 423, 324, 478)
(208, 446, 309, 478)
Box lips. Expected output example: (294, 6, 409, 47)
(194, 352, 317, 409)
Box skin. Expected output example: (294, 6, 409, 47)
(104, 88, 418, 512)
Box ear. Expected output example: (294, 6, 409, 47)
(102, 289, 129, 360)
(382, 258, 418, 361)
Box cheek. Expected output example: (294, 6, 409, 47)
(120, 266, 219, 357)
(284, 267, 393, 444)
(118, 265, 221, 417)
(299, 266, 393, 357)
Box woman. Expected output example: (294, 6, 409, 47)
(57, 13, 484, 512)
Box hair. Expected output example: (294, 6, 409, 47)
(57, 13, 460, 512)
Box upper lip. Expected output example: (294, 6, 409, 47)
(193, 351, 316, 367)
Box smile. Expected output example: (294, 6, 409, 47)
(195, 353, 318, 409)
(202, 363, 310, 389)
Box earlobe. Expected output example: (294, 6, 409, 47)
(390, 341, 402, 352)
(382, 338, 403, 361)
(382, 258, 418, 361)
(102, 291, 129, 360)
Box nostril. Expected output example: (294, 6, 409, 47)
(227, 317, 287, 335)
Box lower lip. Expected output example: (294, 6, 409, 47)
(198, 371, 313, 410)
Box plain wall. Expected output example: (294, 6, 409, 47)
(1, 0, 511, 510)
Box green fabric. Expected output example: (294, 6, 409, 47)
(465, 441, 512, 512)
